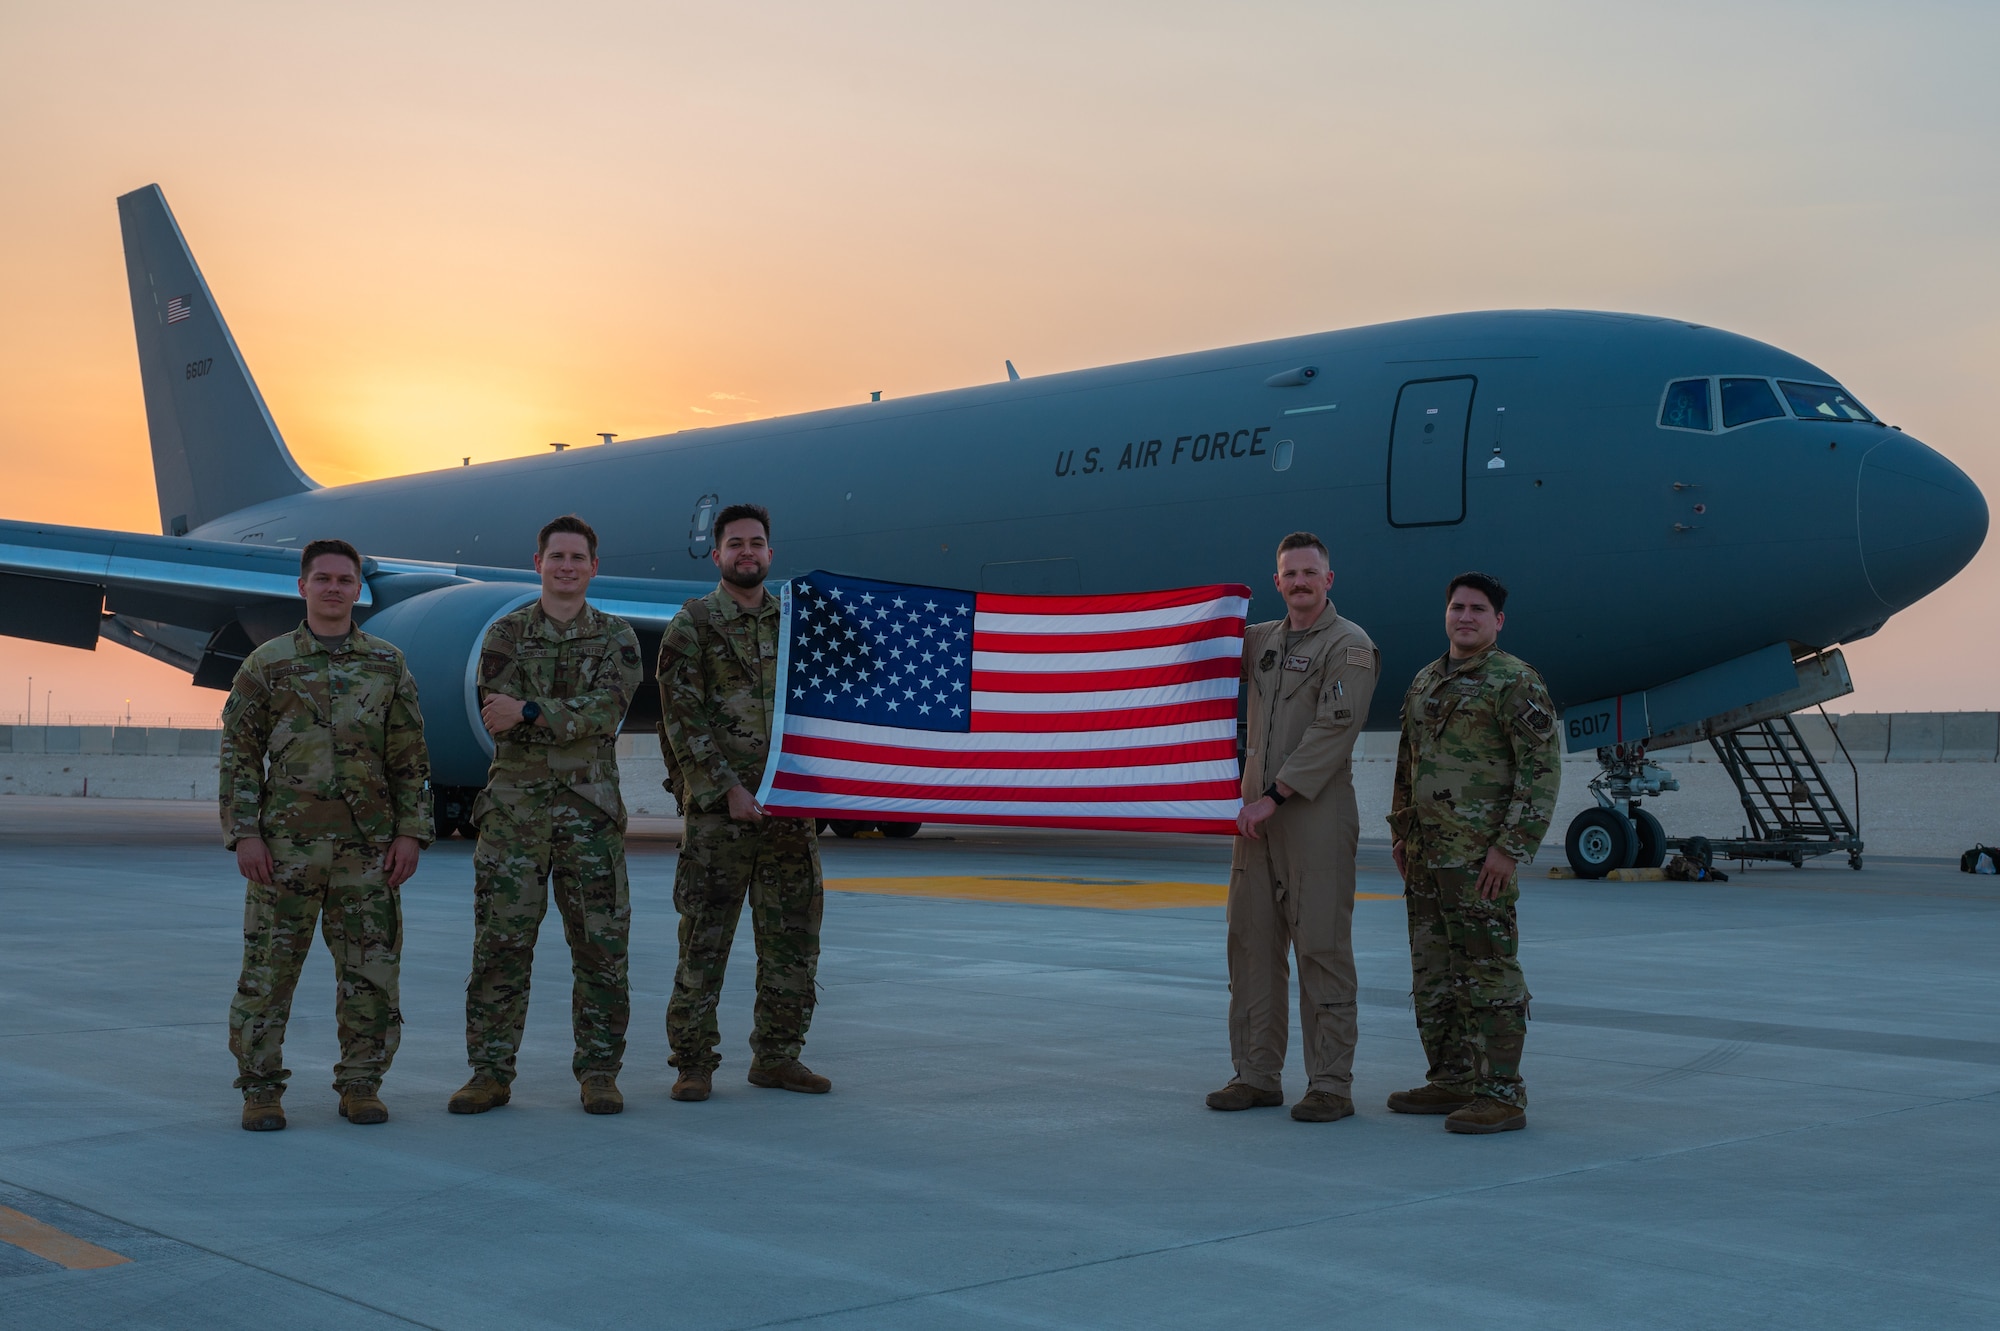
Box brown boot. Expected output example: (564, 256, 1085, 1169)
(1387, 1084, 1477, 1115)
(337, 1083, 389, 1125)
(670, 1070, 712, 1102)
(1205, 1082, 1284, 1111)
(1445, 1097, 1526, 1134)
(580, 1072, 623, 1115)
(448, 1073, 511, 1115)
(747, 1059, 831, 1094)
(240, 1088, 285, 1132)
(1290, 1090, 1355, 1123)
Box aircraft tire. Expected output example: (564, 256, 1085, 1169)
(880, 821, 921, 839)
(828, 820, 872, 839)
(1631, 809, 1667, 869)
(1565, 808, 1636, 879)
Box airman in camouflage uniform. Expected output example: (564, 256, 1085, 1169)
(657, 503, 829, 1100)
(1388, 571, 1560, 1134)
(453, 516, 643, 1115)
(223, 539, 431, 1131)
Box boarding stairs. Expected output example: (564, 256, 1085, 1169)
(1682, 712, 1864, 870)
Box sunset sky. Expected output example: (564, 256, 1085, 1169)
(3, 2, 1996, 724)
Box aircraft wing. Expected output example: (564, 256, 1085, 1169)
(0, 516, 710, 689)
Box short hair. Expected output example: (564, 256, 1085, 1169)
(299, 538, 362, 578)
(538, 514, 598, 557)
(1446, 571, 1508, 614)
(714, 503, 771, 542)
(1275, 531, 1329, 564)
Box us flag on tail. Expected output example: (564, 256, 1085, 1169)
(753, 571, 1251, 834)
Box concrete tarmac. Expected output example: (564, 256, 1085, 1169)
(2, 797, 1997, 1328)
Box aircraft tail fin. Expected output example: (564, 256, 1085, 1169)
(117, 184, 315, 536)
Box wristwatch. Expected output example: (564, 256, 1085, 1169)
(522, 700, 542, 724)
(1263, 783, 1287, 806)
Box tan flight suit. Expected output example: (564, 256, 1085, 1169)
(1227, 602, 1379, 1096)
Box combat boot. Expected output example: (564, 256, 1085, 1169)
(580, 1072, 623, 1115)
(747, 1059, 831, 1094)
(337, 1082, 389, 1125)
(240, 1088, 285, 1132)
(448, 1073, 511, 1115)
(1290, 1090, 1354, 1123)
(1205, 1082, 1284, 1111)
(1387, 1084, 1477, 1115)
(670, 1070, 712, 1102)
(1444, 1097, 1526, 1134)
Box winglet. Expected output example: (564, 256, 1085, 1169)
(1005, 359, 1020, 383)
(117, 185, 315, 536)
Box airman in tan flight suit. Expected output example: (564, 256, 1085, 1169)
(1207, 531, 1378, 1123)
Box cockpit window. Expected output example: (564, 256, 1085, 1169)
(1778, 380, 1874, 423)
(1659, 379, 1713, 431)
(1720, 377, 1785, 428)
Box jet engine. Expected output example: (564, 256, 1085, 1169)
(359, 580, 538, 835)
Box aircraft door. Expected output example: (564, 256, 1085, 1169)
(1387, 376, 1475, 526)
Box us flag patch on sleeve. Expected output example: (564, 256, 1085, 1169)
(1346, 646, 1375, 669)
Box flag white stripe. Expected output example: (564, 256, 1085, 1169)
(777, 754, 1239, 789)
(778, 713, 1236, 751)
(971, 636, 1241, 673)
(974, 596, 1249, 635)
(971, 677, 1238, 712)
(764, 790, 1242, 819)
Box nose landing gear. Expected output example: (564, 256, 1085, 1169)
(1562, 743, 1677, 879)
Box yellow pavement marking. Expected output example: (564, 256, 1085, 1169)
(0, 1207, 131, 1270)
(828, 876, 1401, 909)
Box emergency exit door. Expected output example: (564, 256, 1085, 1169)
(1387, 376, 1475, 526)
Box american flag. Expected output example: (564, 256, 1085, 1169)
(166, 295, 193, 324)
(754, 570, 1251, 834)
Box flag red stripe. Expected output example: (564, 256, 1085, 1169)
(968, 698, 1239, 732)
(769, 808, 1238, 835)
(772, 773, 1243, 804)
(970, 655, 1240, 695)
(779, 733, 1240, 770)
(972, 617, 1245, 655)
(976, 585, 1250, 615)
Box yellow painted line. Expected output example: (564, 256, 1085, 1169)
(0, 1206, 131, 1270)
(828, 876, 1401, 909)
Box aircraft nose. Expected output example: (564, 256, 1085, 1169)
(1857, 434, 1988, 610)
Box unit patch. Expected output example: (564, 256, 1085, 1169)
(1515, 700, 1555, 740)
(1283, 654, 1312, 672)
(1258, 649, 1277, 672)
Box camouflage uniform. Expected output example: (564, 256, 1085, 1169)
(1228, 605, 1378, 1097)
(465, 601, 642, 1085)
(1388, 646, 1561, 1107)
(220, 624, 432, 1095)
(657, 587, 823, 1075)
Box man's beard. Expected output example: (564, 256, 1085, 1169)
(721, 562, 768, 590)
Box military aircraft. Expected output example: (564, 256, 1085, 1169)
(0, 185, 1985, 866)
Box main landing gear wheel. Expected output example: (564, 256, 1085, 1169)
(827, 820, 873, 838)
(1631, 809, 1667, 870)
(880, 821, 921, 839)
(1565, 808, 1636, 879)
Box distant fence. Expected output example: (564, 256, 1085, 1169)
(8, 713, 2000, 764)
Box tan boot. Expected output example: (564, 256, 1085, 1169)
(1205, 1081, 1284, 1111)
(337, 1082, 389, 1125)
(240, 1088, 285, 1132)
(580, 1072, 624, 1115)
(670, 1070, 712, 1102)
(448, 1073, 511, 1115)
(1290, 1090, 1354, 1123)
(1445, 1097, 1526, 1134)
(1387, 1084, 1477, 1115)
(747, 1059, 831, 1094)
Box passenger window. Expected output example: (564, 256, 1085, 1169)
(1659, 379, 1712, 431)
(1720, 378, 1784, 429)
(1778, 380, 1874, 423)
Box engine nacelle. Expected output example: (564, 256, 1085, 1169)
(360, 580, 538, 789)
